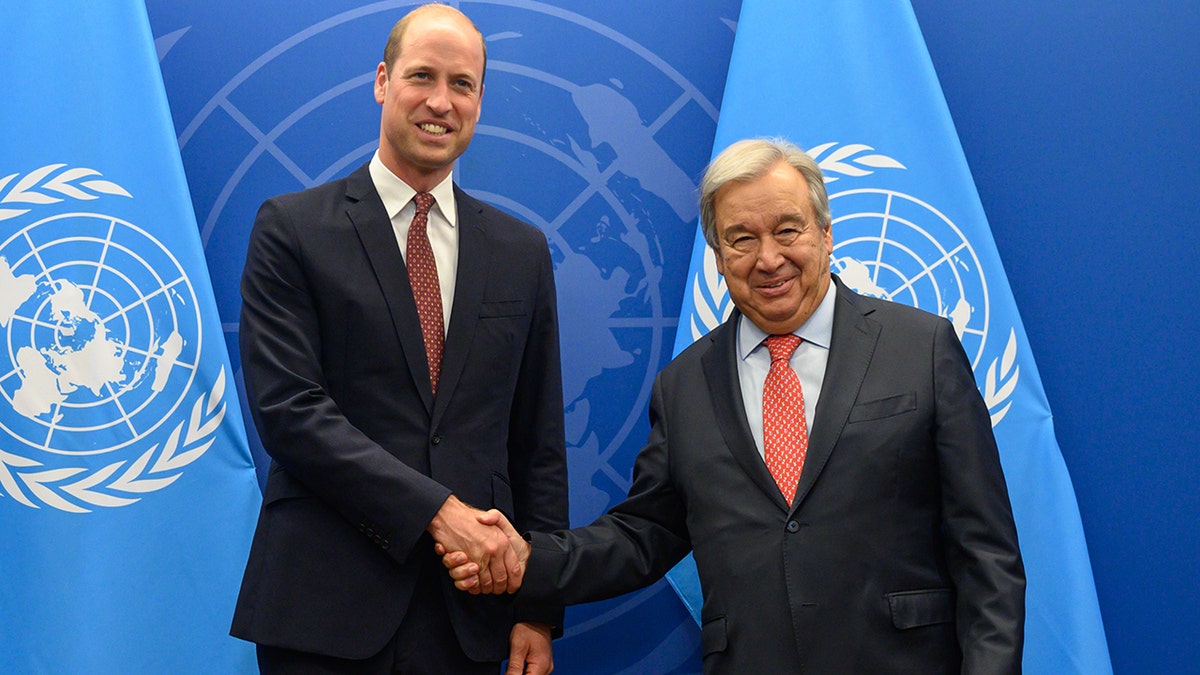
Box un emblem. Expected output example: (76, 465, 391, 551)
(0, 165, 225, 512)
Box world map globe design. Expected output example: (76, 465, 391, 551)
(0, 213, 201, 456)
(830, 187, 990, 368)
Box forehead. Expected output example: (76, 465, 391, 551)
(399, 12, 484, 70)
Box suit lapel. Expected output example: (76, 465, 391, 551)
(345, 165, 435, 415)
(792, 278, 879, 511)
(701, 314, 792, 510)
(432, 186, 489, 423)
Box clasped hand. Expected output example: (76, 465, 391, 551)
(428, 495, 529, 594)
(430, 497, 529, 594)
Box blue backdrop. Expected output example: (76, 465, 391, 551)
(145, 1, 1199, 673)
(909, 3, 1200, 674)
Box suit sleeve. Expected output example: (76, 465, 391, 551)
(521, 375, 692, 605)
(932, 318, 1026, 674)
(240, 196, 450, 565)
(507, 236, 570, 631)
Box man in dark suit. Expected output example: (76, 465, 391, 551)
(443, 138, 1024, 673)
(231, 4, 568, 674)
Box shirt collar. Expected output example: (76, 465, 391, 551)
(368, 151, 457, 227)
(736, 275, 838, 360)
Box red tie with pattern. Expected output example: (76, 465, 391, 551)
(763, 334, 809, 505)
(407, 192, 443, 395)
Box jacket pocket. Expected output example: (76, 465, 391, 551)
(479, 299, 527, 318)
(848, 392, 917, 423)
(700, 616, 728, 657)
(491, 472, 514, 519)
(887, 588, 955, 629)
(262, 465, 314, 505)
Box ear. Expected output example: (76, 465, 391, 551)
(374, 62, 388, 104)
(713, 246, 725, 276)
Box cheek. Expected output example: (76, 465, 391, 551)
(803, 241, 830, 269)
(719, 254, 757, 284)
(457, 97, 481, 120)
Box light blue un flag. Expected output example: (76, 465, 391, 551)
(668, 2, 1112, 672)
(0, 2, 261, 672)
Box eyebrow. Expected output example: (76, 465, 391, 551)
(776, 211, 809, 226)
(720, 223, 751, 239)
(722, 212, 809, 236)
(399, 61, 480, 83)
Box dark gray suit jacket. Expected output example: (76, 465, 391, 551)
(522, 277, 1024, 674)
(231, 164, 568, 661)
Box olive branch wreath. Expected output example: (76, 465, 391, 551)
(983, 329, 1019, 426)
(0, 164, 131, 221)
(0, 164, 224, 512)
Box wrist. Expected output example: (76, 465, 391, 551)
(515, 620, 553, 639)
(426, 494, 461, 536)
(518, 532, 532, 564)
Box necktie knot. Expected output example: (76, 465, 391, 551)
(766, 334, 801, 362)
(413, 192, 435, 217)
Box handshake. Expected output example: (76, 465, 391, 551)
(427, 495, 531, 595)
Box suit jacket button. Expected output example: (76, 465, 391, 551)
(431, 434, 442, 445)
(786, 520, 800, 533)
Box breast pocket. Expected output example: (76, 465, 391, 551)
(848, 392, 917, 423)
(479, 299, 527, 319)
(473, 300, 530, 368)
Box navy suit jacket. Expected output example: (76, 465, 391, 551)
(522, 277, 1024, 674)
(231, 164, 568, 661)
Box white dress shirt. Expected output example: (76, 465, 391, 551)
(369, 151, 459, 335)
(735, 279, 837, 460)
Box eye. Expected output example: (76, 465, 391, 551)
(775, 227, 801, 245)
(727, 235, 755, 253)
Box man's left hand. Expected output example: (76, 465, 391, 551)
(506, 621, 553, 675)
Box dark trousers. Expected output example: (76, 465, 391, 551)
(256, 556, 500, 675)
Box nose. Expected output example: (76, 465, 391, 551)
(426, 80, 452, 114)
(756, 237, 786, 271)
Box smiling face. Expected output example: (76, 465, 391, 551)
(713, 160, 833, 335)
(374, 6, 484, 191)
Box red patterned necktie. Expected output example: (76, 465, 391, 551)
(763, 334, 809, 504)
(407, 192, 443, 394)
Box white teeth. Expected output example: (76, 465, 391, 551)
(419, 123, 448, 134)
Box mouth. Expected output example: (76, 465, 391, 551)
(418, 122, 450, 135)
(757, 277, 794, 295)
